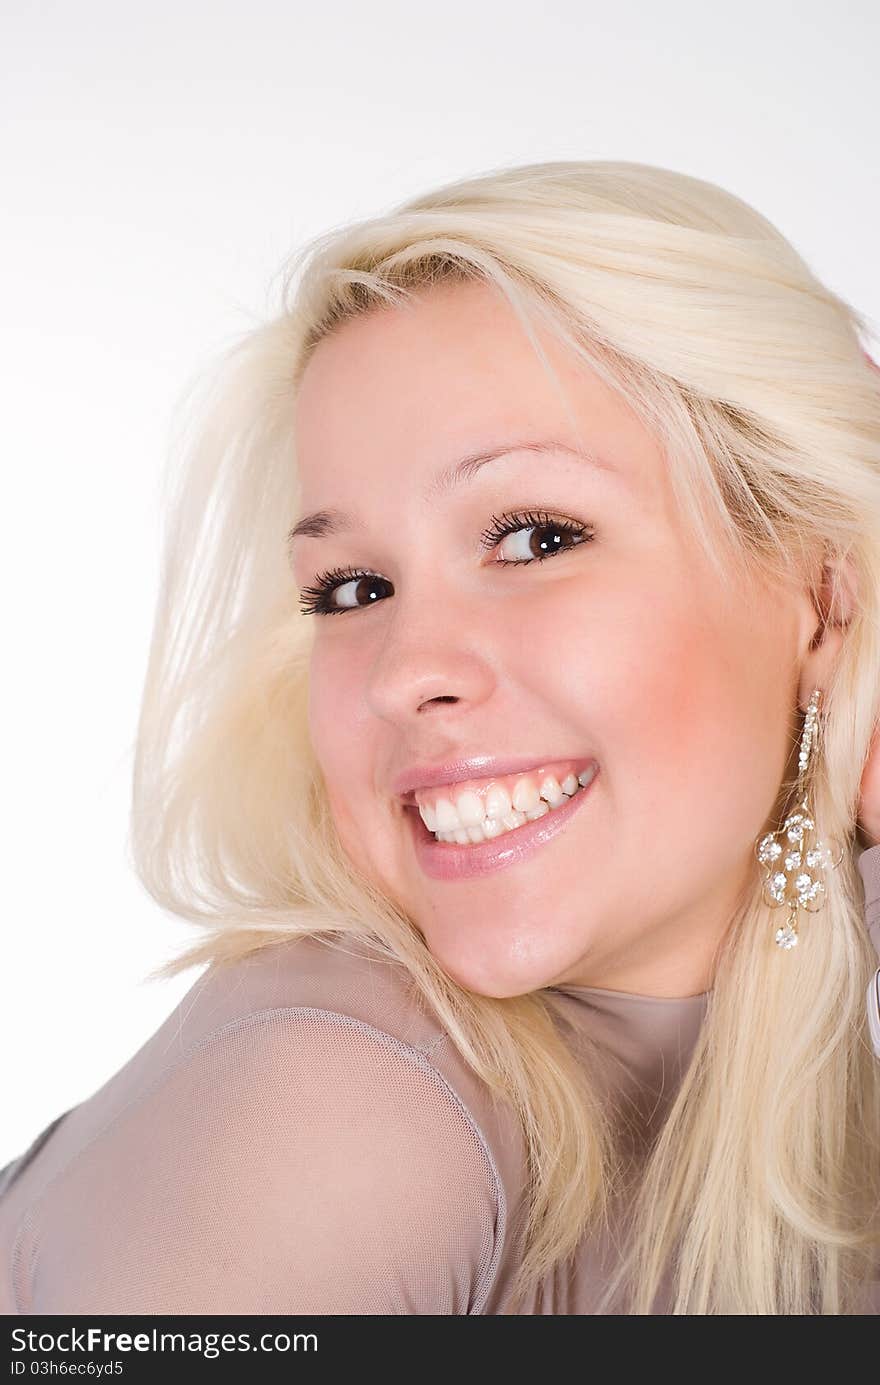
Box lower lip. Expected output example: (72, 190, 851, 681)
(404, 765, 599, 881)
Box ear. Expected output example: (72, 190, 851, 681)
(796, 548, 859, 713)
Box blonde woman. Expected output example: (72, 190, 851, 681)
(2, 160, 880, 1316)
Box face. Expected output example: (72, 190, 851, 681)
(290, 280, 820, 999)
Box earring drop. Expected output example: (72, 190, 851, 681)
(754, 688, 844, 948)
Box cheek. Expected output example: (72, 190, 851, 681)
(307, 638, 375, 801)
(507, 574, 788, 849)
(306, 635, 408, 894)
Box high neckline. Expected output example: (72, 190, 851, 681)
(549, 982, 711, 1005)
(545, 983, 711, 1111)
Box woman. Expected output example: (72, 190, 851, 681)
(2, 160, 880, 1315)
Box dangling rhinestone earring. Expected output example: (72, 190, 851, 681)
(754, 687, 844, 949)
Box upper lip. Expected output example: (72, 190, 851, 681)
(392, 754, 595, 803)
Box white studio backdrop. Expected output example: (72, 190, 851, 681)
(1, 0, 878, 1165)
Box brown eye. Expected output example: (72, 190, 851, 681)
(298, 568, 392, 617)
(297, 509, 595, 618)
(480, 509, 595, 565)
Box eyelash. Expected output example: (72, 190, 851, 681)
(296, 507, 595, 618)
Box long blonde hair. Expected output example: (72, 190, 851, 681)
(131, 160, 880, 1313)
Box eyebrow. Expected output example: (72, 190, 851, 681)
(286, 440, 617, 548)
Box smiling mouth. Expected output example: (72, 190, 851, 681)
(406, 761, 597, 846)
(402, 761, 599, 881)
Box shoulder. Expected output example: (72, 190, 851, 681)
(12, 935, 519, 1314)
(175, 931, 449, 1059)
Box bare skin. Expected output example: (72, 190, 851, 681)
(289, 278, 860, 1000)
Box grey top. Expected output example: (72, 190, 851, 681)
(2, 846, 880, 1315)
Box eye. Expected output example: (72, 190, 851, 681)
(480, 508, 594, 565)
(297, 565, 392, 617)
(296, 508, 595, 617)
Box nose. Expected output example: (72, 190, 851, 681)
(364, 589, 498, 727)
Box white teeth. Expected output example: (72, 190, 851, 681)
(418, 801, 439, 832)
(512, 778, 541, 814)
(430, 774, 596, 845)
(414, 762, 598, 844)
(434, 797, 460, 832)
(455, 790, 485, 828)
(482, 816, 505, 839)
(485, 783, 513, 820)
(539, 775, 565, 807)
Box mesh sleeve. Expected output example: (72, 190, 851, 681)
(857, 843, 880, 960)
(858, 842, 880, 907)
(15, 1008, 503, 1315)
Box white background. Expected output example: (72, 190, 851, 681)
(2, 0, 878, 1165)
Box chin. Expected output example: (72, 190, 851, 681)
(421, 930, 577, 1000)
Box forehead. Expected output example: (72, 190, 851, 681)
(293, 280, 664, 507)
